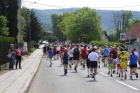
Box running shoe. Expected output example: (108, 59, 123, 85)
(98, 65, 100, 68)
(124, 74, 127, 79)
(87, 75, 89, 77)
(136, 73, 138, 78)
(50, 62, 52, 67)
(119, 74, 120, 77)
(130, 76, 132, 79)
(113, 70, 115, 73)
(92, 74, 95, 78)
(108, 71, 110, 75)
(111, 74, 113, 77)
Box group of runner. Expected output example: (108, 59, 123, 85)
(43, 43, 139, 80)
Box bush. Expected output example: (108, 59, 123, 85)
(34, 43, 39, 48)
(90, 41, 122, 47)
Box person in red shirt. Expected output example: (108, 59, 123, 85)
(109, 47, 117, 73)
(60, 47, 64, 66)
(81, 46, 87, 68)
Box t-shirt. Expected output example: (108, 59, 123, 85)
(48, 50, 53, 57)
(129, 54, 137, 65)
(103, 48, 109, 56)
(116, 57, 120, 64)
(109, 50, 117, 59)
(108, 57, 113, 64)
(69, 49, 73, 57)
(81, 48, 87, 57)
(88, 52, 99, 61)
(73, 48, 79, 56)
(16, 49, 22, 56)
(120, 55, 127, 63)
(60, 49, 64, 54)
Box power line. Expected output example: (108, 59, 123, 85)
(23, 0, 140, 9)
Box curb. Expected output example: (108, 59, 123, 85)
(19, 56, 43, 93)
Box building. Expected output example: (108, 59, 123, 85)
(125, 22, 140, 44)
(102, 31, 109, 42)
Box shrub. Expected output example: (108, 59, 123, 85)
(90, 41, 122, 47)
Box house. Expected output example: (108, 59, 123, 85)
(125, 22, 140, 44)
(102, 31, 109, 42)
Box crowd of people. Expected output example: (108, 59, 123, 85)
(43, 43, 139, 80)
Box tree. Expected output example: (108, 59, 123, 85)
(129, 19, 140, 29)
(30, 10, 43, 42)
(58, 7, 102, 43)
(0, 16, 9, 36)
(51, 14, 66, 41)
(42, 35, 58, 42)
(113, 10, 133, 41)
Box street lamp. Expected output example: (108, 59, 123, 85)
(28, 2, 36, 42)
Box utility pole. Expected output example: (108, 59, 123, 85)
(18, 0, 21, 43)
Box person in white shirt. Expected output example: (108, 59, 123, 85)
(56, 45, 60, 60)
(88, 48, 99, 80)
(68, 47, 73, 69)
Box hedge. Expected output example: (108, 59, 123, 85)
(90, 41, 122, 47)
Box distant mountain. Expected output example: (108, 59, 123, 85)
(33, 8, 140, 34)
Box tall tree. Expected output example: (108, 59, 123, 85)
(58, 7, 102, 43)
(30, 10, 43, 42)
(51, 14, 66, 41)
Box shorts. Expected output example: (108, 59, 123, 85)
(104, 56, 108, 57)
(108, 64, 113, 70)
(73, 56, 79, 60)
(90, 61, 97, 68)
(69, 57, 73, 61)
(53, 52, 56, 56)
(130, 64, 137, 68)
(117, 64, 121, 69)
(49, 55, 53, 58)
(56, 51, 59, 54)
(43, 50, 46, 53)
(82, 56, 86, 59)
(63, 60, 68, 64)
(113, 59, 116, 63)
(120, 62, 127, 69)
(86, 60, 90, 68)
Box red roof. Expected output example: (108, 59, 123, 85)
(126, 22, 140, 40)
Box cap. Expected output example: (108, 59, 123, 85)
(131, 50, 135, 53)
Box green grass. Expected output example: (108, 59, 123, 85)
(30, 47, 36, 53)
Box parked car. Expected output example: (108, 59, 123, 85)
(41, 41, 49, 44)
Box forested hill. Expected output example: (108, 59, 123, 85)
(33, 8, 140, 34)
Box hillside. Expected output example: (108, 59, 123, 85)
(33, 8, 140, 34)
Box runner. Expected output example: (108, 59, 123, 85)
(60, 47, 65, 66)
(81, 46, 87, 69)
(48, 48, 53, 67)
(43, 45, 47, 58)
(62, 49, 70, 75)
(116, 54, 121, 77)
(108, 54, 113, 77)
(68, 47, 73, 69)
(56, 45, 60, 60)
(102, 45, 109, 67)
(119, 51, 127, 79)
(109, 47, 117, 73)
(53, 45, 57, 60)
(73, 45, 80, 72)
(88, 48, 99, 80)
(129, 49, 138, 79)
(96, 47, 101, 68)
(86, 50, 91, 77)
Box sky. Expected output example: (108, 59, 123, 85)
(22, 0, 140, 11)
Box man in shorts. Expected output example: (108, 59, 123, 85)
(88, 48, 99, 80)
(129, 50, 138, 79)
(73, 45, 80, 72)
(102, 45, 109, 67)
(81, 46, 87, 68)
(56, 45, 60, 60)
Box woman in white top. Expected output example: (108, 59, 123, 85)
(69, 47, 73, 69)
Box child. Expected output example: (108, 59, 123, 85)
(116, 54, 121, 77)
(108, 54, 113, 77)
(48, 48, 53, 67)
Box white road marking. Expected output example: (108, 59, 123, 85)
(116, 80, 139, 91)
(99, 72, 112, 78)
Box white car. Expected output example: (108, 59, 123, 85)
(41, 41, 49, 44)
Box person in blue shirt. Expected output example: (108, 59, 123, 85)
(102, 45, 109, 67)
(48, 48, 53, 67)
(129, 49, 138, 79)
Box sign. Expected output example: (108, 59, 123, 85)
(120, 33, 125, 41)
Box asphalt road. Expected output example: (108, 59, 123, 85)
(28, 57, 140, 93)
